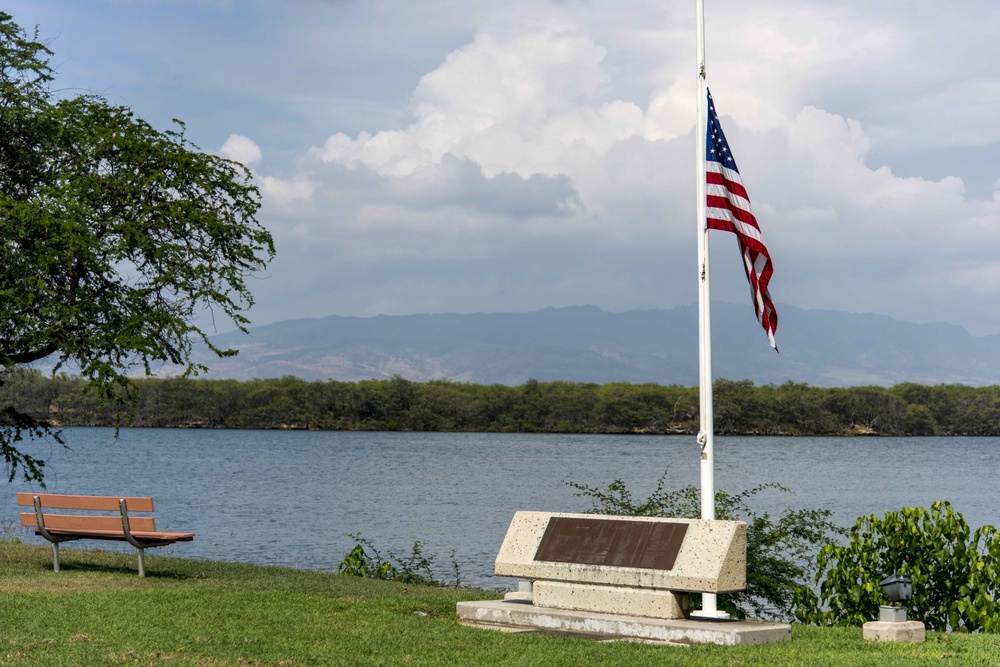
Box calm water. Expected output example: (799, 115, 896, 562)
(2, 429, 998, 588)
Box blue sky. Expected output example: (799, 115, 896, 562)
(9, 1, 1000, 337)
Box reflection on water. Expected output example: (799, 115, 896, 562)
(2, 429, 997, 589)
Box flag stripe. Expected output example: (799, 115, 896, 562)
(706, 184, 752, 214)
(706, 203, 763, 242)
(705, 88, 777, 350)
(705, 164, 750, 200)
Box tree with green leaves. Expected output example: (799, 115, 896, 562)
(0, 13, 274, 483)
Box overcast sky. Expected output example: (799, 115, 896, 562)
(9, 1, 1000, 338)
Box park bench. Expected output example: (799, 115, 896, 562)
(17, 493, 194, 576)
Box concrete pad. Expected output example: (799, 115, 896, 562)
(863, 620, 926, 643)
(456, 599, 791, 646)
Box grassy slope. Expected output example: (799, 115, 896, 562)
(1, 542, 999, 666)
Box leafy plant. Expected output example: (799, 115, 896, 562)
(338, 533, 462, 588)
(339, 543, 395, 580)
(793, 501, 1000, 632)
(568, 469, 842, 620)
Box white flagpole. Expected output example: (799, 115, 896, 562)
(692, 0, 726, 620)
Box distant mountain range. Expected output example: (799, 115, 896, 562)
(169, 304, 1000, 387)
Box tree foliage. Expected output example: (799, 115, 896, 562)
(794, 502, 1000, 632)
(7, 373, 1000, 437)
(568, 470, 842, 620)
(0, 13, 274, 483)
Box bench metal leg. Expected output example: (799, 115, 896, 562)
(52, 542, 60, 573)
(137, 547, 145, 577)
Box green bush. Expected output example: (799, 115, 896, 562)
(338, 534, 462, 587)
(794, 501, 1000, 632)
(568, 469, 842, 620)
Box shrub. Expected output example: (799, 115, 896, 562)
(338, 533, 462, 587)
(794, 501, 1000, 632)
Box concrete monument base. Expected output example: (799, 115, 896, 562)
(862, 620, 926, 643)
(457, 599, 791, 646)
(533, 581, 690, 619)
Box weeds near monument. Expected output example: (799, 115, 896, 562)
(793, 501, 1000, 632)
(338, 533, 463, 587)
(0, 514, 21, 543)
(568, 469, 842, 620)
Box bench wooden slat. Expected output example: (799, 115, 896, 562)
(16, 492, 154, 512)
(34, 528, 195, 543)
(20, 512, 157, 533)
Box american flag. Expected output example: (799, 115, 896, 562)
(705, 88, 778, 350)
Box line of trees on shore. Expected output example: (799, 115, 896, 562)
(5, 370, 1000, 436)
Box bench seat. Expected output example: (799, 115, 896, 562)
(17, 492, 194, 576)
(31, 528, 195, 542)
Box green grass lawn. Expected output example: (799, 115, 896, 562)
(2, 541, 1000, 666)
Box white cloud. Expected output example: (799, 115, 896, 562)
(219, 134, 263, 165)
(258, 175, 316, 211)
(14, 0, 1000, 337)
(642, 81, 696, 142)
(309, 25, 650, 179)
(247, 8, 1000, 332)
(169, 1, 1000, 334)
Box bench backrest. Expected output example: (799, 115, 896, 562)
(17, 493, 157, 532)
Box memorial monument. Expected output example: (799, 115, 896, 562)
(456, 512, 792, 645)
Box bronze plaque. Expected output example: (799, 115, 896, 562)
(534, 517, 688, 571)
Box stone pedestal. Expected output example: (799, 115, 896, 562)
(862, 620, 926, 643)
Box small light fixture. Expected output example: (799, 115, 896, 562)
(880, 573, 913, 604)
(878, 573, 912, 623)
